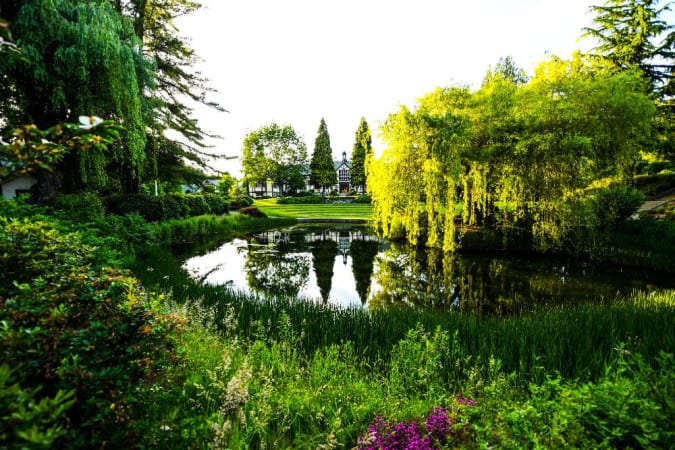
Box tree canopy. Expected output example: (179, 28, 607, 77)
(369, 54, 655, 254)
(583, 0, 674, 94)
(0, 0, 224, 195)
(241, 123, 308, 194)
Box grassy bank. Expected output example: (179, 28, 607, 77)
(253, 198, 373, 220)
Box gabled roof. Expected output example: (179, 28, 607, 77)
(334, 160, 351, 170)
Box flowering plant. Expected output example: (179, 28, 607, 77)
(357, 398, 476, 449)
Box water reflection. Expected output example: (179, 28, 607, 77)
(179, 225, 675, 313)
(182, 226, 383, 307)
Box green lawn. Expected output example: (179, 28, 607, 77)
(253, 198, 373, 220)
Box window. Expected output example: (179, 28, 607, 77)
(339, 167, 349, 182)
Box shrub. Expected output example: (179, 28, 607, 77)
(353, 194, 372, 204)
(0, 217, 183, 448)
(634, 173, 675, 197)
(592, 186, 645, 230)
(202, 193, 230, 215)
(52, 191, 105, 222)
(277, 195, 324, 204)
(183, 194, 210, 216)
(239, 206, 267, 218)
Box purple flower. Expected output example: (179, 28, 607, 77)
(425, 407, 451, 443)
(456, 396, 476, 407)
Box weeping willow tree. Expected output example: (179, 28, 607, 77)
(369, 54, 655, 254)
(0, 0, 148, 193)
(371, 87, 468, 250)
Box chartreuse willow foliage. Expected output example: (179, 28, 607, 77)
(369, 55, 655, 253)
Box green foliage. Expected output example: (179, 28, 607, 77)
(0, 216, 183, 448)
(634, 172, 675, 196)
(105, 193, 229, 222)
(216, 172, 237, 198)
(310, 118, 337, 192)
(370, 55, 656, 254)
(350, 118, 374, 193)
(0, 364, 75, 447)
(1, 0, 147, 192)
(592, 185, 645, 230)
(0, 119, 121, 188)
(52, 191, 106, 222)
(583, 0, 674, 95)
(241, 123, 308, 194)
(277, 195, 324, 204)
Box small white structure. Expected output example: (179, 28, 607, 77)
(1, 175, 36, 200)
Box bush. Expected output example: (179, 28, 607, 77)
(353, 194, 372, 204)
(0, 217, 182, 448)
(239, 206, 267, 218)
(277, 195, 324, 204)
(592, 186, 645, 230)
(634, 173, 675, 197)
(52, 191, 105, 222)
(105, 193, 229, 221)
(202, 193, 230, 215)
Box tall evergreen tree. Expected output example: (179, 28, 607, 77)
(113, 0, 227, 177)
(310, 118, 337, 194)
(583, 0, 674, 94)
(350, 117, 373, 193)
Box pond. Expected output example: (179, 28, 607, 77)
(155, 224, 675, 314)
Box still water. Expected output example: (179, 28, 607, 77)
(171, 225, 675, 313)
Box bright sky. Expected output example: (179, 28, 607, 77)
(176, 0, 601, 177)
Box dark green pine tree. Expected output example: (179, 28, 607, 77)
(349, 239, 379, 304)
(311, 238, 337, 302)
(350, 117, 373, 193)
(310, 118, 337, 194)
(583, 0, 674, 94)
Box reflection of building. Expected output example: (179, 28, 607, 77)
(252, 230, 291, 245)
(305, 228, 380, 264)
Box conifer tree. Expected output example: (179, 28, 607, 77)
(350, 117, 373, 193)
(583, 0, 674, 94)
(310, 118, 337, 194)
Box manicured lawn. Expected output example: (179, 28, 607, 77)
(253, 198, 373, 220)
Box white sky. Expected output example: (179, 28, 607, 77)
(176, 0, 602, 177)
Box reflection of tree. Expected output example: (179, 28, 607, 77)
(244, 247, 310, 298)
(350, 239, 379, 304)
(311, 239, 338, 302)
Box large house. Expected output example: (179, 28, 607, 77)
(249, 151, 361, 198)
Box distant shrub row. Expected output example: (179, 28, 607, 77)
(276, 194, 372, 204)
(104, 193, 229, 221)
(634, 173, 675, 197)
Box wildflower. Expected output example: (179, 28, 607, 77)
(456, 396, 476, 407)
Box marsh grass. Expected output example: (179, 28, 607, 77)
(143, 291, 675, 449)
